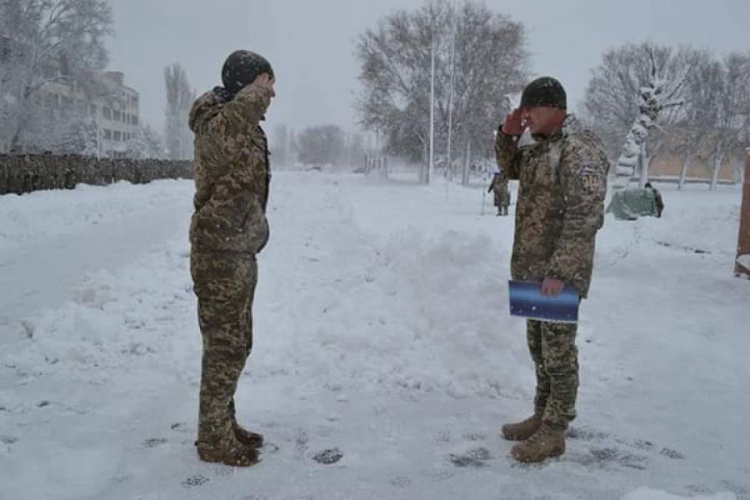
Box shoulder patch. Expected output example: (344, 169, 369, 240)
(580, 172, 602, 194)
(578, 161, 602, 175)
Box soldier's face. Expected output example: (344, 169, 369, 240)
(522, 107, 565, 137)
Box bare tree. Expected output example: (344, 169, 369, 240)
(125, 124, 166, 160)
(700, 54, 749, 190)
(584, 42, 690, 187)
(0, 0, 113, 151)
(669, 50, 722, 189)
(164, 63, 195, 160)
(724, 52, 750, 183)
(355, 0, 528, 183)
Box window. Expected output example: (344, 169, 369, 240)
(132, 115, 138, 126)
(103, 129, 112, 140)
(113, 131, 122, 142)
(103, 107, 111, 120)
(113, 110, 121, 122)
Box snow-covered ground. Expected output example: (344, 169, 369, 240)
(0, 172, 747, 500)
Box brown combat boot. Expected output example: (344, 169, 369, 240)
(501, 411, 543, 441)
(233, 423, 264, 449)
(196, 437, 260, 467)
(510, 422, 566, 463)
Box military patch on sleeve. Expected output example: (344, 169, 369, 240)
(581, 173, 602, 194)
(577, 161, 604, 195)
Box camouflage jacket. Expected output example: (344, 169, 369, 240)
(489, 174, 509, 195)
(188, 84, 272, 254)
(495, 114, 609, 298)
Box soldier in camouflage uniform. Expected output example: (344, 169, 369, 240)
(488, 171, 511, 216)
(495, 77, 609, 463)
(188, 50, 276, 467)
(645, 182, 665, 218)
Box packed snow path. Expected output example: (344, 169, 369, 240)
(1, 173, 747, 500)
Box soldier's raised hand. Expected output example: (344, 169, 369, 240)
(502, 108, 526, 136)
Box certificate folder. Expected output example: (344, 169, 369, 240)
(509, 280, 580, 323)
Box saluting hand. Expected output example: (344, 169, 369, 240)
(502, 108, 526, 136)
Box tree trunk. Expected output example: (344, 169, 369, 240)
(420, 138, 429, 184)
(678, 147, 692, 190)
(710, 152, 724, 191)
(638, 142, 650, 188)
(462, 138, 471, 186)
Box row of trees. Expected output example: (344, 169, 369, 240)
(583, 42, 750, 189)
(4, 0, 748, 180)
(271, 124, 367, 168)
(357, 1, 750, 188)
(355, 0, 528, 183)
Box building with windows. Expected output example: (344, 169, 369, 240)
(37, 70, 140, 158)
(1, 34, 140, 158)
(95, 72, 140, 158)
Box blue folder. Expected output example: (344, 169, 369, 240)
(509, 280, 580, 323)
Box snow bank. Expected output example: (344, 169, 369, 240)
(5, 225, 532, 401)
(0, 179, 191, 250)
(622, 488, 736, 500)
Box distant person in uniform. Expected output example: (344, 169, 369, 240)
(488, 171, 511, 216)
(644, 182, 664, 218)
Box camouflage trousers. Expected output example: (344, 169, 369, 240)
(494, 190, 510, 208)
(527, 319, 579, 427)
(191, 252, 258, 447)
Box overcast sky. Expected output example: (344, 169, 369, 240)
(108, 0, 750, 135)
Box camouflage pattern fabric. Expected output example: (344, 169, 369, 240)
(191, 253, 257, 446)
(527, 319, 578, 426)
(188, 83, 272, 254)
(489, 174, 511, 208)
(188, 82, 271, 450)
(496, 114, 608, 428)
(495, 114, 609, 298)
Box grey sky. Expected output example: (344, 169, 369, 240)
(108, 0, 750, 135)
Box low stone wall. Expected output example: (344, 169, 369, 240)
(0, 154, 193, 195)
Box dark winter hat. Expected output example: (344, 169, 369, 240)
(520, 77, 567, 110)
(221, 50, 275, 97)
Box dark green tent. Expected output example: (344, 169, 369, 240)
(606, 188, 659, 221)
